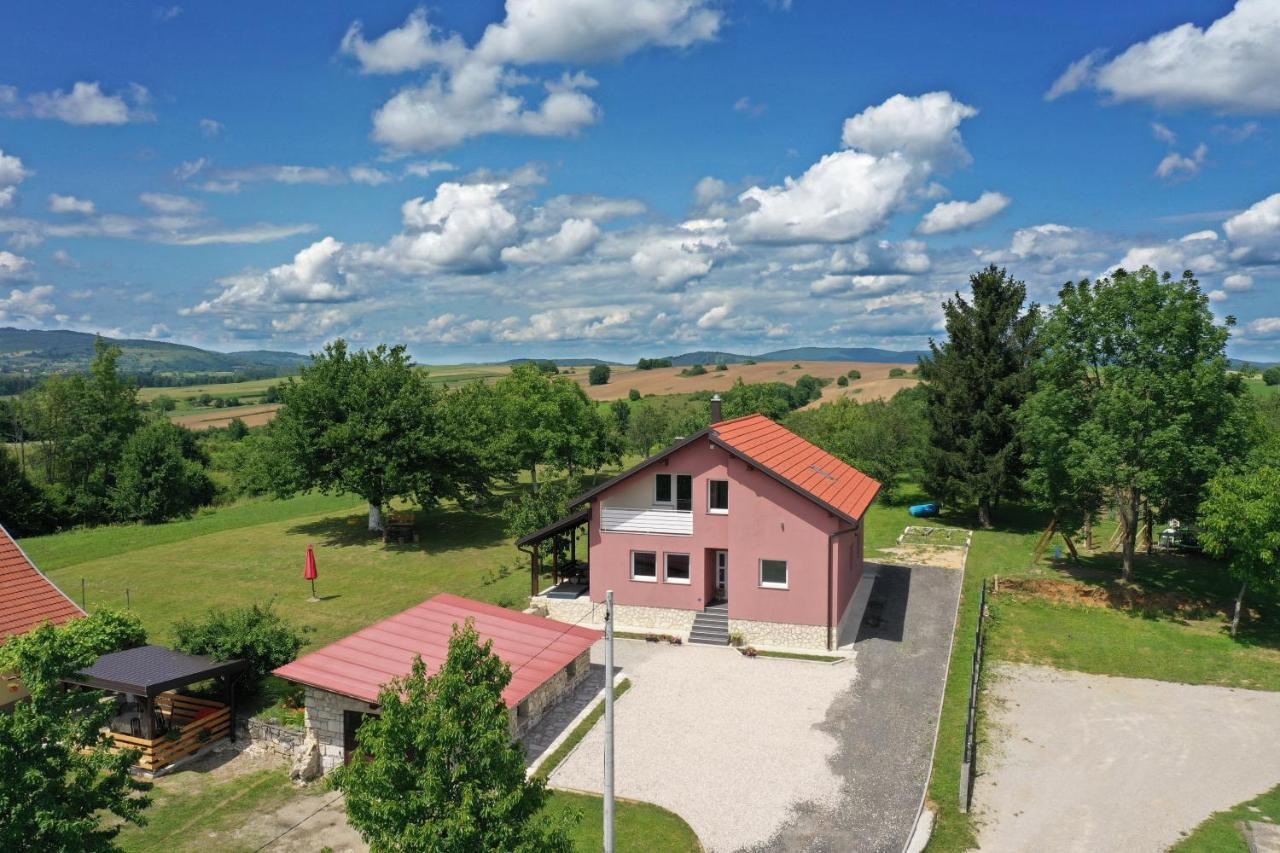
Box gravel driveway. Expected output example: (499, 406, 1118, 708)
(549, 640, 858, 852)
(976, 663, 1280, 852)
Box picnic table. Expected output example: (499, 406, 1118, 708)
(382, 512, 418, 544)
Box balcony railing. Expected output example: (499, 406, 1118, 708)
(600, 506, 693, 535)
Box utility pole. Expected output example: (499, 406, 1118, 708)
(604, 589, 615, 853)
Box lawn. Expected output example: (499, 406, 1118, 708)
(1171, 783, 1280, 852)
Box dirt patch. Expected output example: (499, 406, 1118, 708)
(996, 577, 1228, 620)
(574, 360, 915, 401)
(876, 544, 967, 570)
(170, 403, 282, 431)
(798, 376, 920, 408)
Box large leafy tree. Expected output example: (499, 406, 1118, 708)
(112, 421, 215, 523)
(1021, 268, 1250, 580)
(334, 621, 575, 852)
(1198, 466, 1280, 637)
(0, 448, 60, 536)
(272, 341, 494, 531)
(919, 266, 1040, 527)
(0, 614, 151, 851)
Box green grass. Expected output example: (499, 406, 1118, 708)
(1171, 783, 1280, 852)
(748, 649, 843, 662)
(534, 678, 632, 780)
(548, 790, 702, 852)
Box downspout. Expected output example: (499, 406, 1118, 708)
(827, 524, 859, 650)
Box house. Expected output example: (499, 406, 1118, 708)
(523, 399, 881, 649)
(1, 522, 85, 710)
(273, 593, 601, 773)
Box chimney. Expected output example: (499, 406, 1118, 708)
(710, 394, 722, 424)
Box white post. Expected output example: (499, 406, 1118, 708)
(604, 589, 615, 853)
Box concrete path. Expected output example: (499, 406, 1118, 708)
(759, 562, 964, 853)
(976, 663, 1280, 852)
(549, 640, 859, 852)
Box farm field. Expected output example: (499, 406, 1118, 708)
(574, 359, 917, 402)
(171, 402, 281, 431)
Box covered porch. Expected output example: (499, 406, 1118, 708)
(516, 508, 591, 598)
(63, 645, 246, 773)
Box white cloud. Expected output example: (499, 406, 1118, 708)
(1044, 50, 1105, 101)
(501, 217, 600, 264)
(693, 176, 728, 208)
(403, 160, 456, 178)
(827, 239, 931, 275)
(733, 96, 765, 117)
(367, 181, 520, 273)
(1225, 193, 1280, 262)
(186, 237, 357, 317)
(1224, 273, 1254, 291)
(0, 283, 55, 321)
(339, 8, 468, 74)
(154, 6, 182, 22)
(218, 164, 346, 185)
(917, 191, 1010, 235)
(349, 165, 393, 186)
(630, 219, 733, 288)
(528, 194, 646, 231)
(199, 118, 224, 137)
(48, 194, 95, 215)
(27, 81, 152, 125)
(1155, 143, 1207, 180)
(1054, 0, 1280, 111)
(0, 250, 32, 278)
(51, 249, 76, 268)
(840, 91, 978, 168)
(0, 149, 30, 209)
(1114, 229, 1229, 275)
(1151, 122, 1178, 145)
(139, 192, 201, 214)
(1208, 289, 1228, 302)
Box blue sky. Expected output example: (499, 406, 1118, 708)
(1, 0, 1279, 361)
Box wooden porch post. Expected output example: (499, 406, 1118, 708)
(531, 544, 541, 596)
(140, 695, 154, 740)
(552, 537, 560, 587)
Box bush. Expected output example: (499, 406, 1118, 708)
(172, 602, 306, 689)
(680, 364, 708, 377)
(0, 608, 146, 674)
(847, 369, 861, 380)
(226, 417, 249, 440)
(1264, 366, 1280, 386)
(588, 364, 611, 385)
(837, 375, 849, 387)
(889, 367, 908, 378)
(112, 421, 216, 523)
(715, 361, 728, 372)
(150, 395, 177, 413)
(628, 388, 641, 402)
(636, 358, 672, 370)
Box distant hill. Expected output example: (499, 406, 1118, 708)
(0, 327, 310, 377)
(497, 357, 619, 366)
(665, 346, 927, 366)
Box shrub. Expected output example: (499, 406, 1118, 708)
(172, 601, 306, 690)
(847, 369, 861, 380)
(226, 417, 249, 441)
(1264, 366, 1280, 386)
(628, 388, 641, 402)
(743, 359, 757, 365)
(636, 357, 672, 370)
(837, 375, 849, 387)
(715, 361, 728, 372)
(588, 364, 611, 385)
(889, 367, 908, 378)
(680, 364, 708, 377)
(792, 363, 802, 369)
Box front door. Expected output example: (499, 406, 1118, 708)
(714, 550, 728, 601)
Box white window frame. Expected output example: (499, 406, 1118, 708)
(759, 558, 789, 590)
(631, 550, 658, 582)
(654, 472, 693, 511)
(707, 479, 729, 515)
(653, 473, 674, 507)
(664, 552, 691, 585)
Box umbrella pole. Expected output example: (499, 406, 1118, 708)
(310, 578, 317, 601)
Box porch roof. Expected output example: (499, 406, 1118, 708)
(64, 645, 246, 698)
(514, 508, 590, 547)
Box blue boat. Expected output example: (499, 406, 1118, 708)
(909, 502, 940, 518)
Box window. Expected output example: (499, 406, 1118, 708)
(517, 699, 529, 721)
(655, 473, 693, 511)
(760, 559, 789, 589)
(664, 553, 691, 584)
(708, 480, 729, 513)
(631, 551, 657, 581)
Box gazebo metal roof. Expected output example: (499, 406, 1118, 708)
(64, 645, 247, 698)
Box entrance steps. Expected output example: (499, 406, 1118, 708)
(689, 602, 730, 645)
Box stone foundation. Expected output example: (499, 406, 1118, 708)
(303, 686, 381, 774)
(509, 648, 592, 739)
(535, 596, 695, 634)
(730, 618, 829, 650)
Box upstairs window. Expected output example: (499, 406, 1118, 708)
(708, 480, 729, 513)
(655, 473, 693, 511)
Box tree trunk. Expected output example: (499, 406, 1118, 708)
(1084, 515, 1095, 551)
(1232, 581, 1247, 638)
(368, 502, 383, 533)
(1119, 491, 1139, 582)
(1142, 501, 1154, 556)
(530, 464, 539, 491)
(977, 498, 993, 530)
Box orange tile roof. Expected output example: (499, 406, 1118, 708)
(0, 524, 84, 640)
(711, 414, 882, 522)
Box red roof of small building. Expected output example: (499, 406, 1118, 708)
(711, 413, 882, 522)
(0, 523, 84, 640)
(274, 593, 601, 706)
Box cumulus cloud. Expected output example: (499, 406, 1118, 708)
(0, 283, 55, 321)
(48, 194, 95, 215)
(917, 191, 1010, 235)
(1224, 273, 1254, 291)
(826, 239, 931, 276)
(410, 305, 639, 344)
(403, 160, 456, 178)
(345, 2, 720, 150)
(186, 237, 357, 317)
(1155, 143, 1207, 180)
(693, 176, 728, 208)
(501, 217, 600, 264)
(1044, 50, 1105, 101)
(1049, 1, 1280, 111)
(1114, 229, 1229, 276)
(1151, 122, 1178, 145)
(630, 218, 733, 288)
(1224, 193, 1280, 262)
(840, 91, 978, 168)
(367, 181, 521, 274)
(349, 165, 393, 186)
(527, 194, 646, 231)
(0, 149, 31, 209)
(25, 81, 152, 125)
(0, 250, 32, 279)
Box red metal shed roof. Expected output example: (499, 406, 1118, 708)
(0, 523, 84, 640)
(711, 414, 882, 522)
(274, 593, 601, 706)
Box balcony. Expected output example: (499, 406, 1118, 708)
(600, 506, 693, 536)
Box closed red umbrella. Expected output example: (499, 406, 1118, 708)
(304, 544, 318, 601)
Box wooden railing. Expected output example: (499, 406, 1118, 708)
(600, 506, 693, 535)
(104, 692, 231, 772)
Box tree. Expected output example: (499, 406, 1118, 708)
(609, 399, 631, 434)
(1021, 268, 1250, 579)
(272, 341, 493, 531)
(1198, 466, 1280, 637)
(847, 369, 861, 380)
(0, 617, 151, 851)
(628, 388, 641, 402)
(112, 421, 215, 523)
(889, 367, 908, 378)
(1264, 366, 1280, 386)
(334, 621, 574, 852)
(588, 364, 611, 385)
(226, 416, 249, 440)
(720, 378, 795, 420)
(627, 402, 668, 456)
(0, 449, 60, 536)
(920, 266, 1040, 527)
(836, 375, 849, 387)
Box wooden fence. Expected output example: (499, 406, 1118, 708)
(104, 692, 231, 772)
(958, 578, 991, 813)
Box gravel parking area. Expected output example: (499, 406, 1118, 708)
(549, 640, 858, 852)
(976, 663, 1280, 852)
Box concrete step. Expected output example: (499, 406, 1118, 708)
(688, 634, 729, 646)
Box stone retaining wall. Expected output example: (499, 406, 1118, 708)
(245, 717, 306, 761)
(534, 596, 695, 634)
(510, 648, 592, 739)
(730, 618, 829, 650)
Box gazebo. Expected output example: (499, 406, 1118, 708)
(515, 507, 590, 597)
(63, 645, 246, 773)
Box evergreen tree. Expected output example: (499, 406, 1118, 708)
(919, 266, 1040, 527)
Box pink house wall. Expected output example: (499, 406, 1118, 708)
(586, 437, 867, 628)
